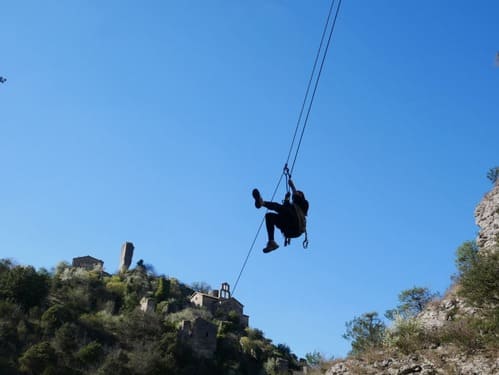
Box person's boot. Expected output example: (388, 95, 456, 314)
(252, 188, 264, 209)
(263, 240, 279, 253)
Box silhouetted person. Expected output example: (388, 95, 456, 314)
(252, 178, 309, 253)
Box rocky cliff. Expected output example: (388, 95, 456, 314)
(475, 180, 499, 253)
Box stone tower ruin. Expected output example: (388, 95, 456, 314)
(120, 241, 134, 273)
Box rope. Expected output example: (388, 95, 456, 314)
(232, 0, 342, 296)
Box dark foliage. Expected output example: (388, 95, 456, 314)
(0, 259, 300, 374)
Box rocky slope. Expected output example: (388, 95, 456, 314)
(326, 349, 498, 375)
(324, 182, 499, 375)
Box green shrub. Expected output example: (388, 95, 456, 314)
(106, 280, 126, 296)
(53, 323, 79, 352)
(19, 342, 57, 374)
(154, 277, 170, 302)
(76, 341, 103, 364)
(97, 351, 132, 375)
(385, 287, 438, 321)
(428, 318, 483, 351)
(304, 350, 327, 367)
(459, 250, 499, 312)
(343, 312, 386, 356)
(0, 265, 50, 311)
(384, 318, 427, 354)
(166, 307, 212, 326)
(41, 305, 73, 333)
(454, 241, 479, 277)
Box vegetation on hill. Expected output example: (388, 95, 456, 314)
(0, 259, 302, 375)
(336, 241, 499, 365)
(486, 166, 499, 184)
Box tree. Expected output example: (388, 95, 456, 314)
(190, 281, 212, 294)
(459, 250, 499, 310)
(0, 265, 50, 311)
(343, 312, 386, 355)
(154, 277, 170, 302)
(41, 304, 74, 333)
(305, 350, 326, 367)
(455, 241, 479, 277)
(486, 166, 499, 184)
(53, 323, 79, 352)
(0, 259, 14, 274)
(76, 341, 104, 365)
(385, 287, 438, 321)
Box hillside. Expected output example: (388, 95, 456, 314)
(319, 179, 499, 374)
(0, 259, 304, 374)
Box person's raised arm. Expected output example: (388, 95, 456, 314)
(288, 178, 297, 194)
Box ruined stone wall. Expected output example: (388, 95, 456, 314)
(179, 318, 217, 358)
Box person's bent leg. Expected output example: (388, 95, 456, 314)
(265, 213, 277, 241)
(264, 213, 279, 253)
(263, 201, 284, 213)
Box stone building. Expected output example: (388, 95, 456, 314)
(120, 241, 134, 273)
(72, 255, 104, 270)
(190, 282, 249, 327)
(179, 317, 217, 358)
(140, 297, 156, 313)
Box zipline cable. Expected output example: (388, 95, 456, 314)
(232, 0, 342, 296)
(289, 0, 342, 176)
(232, 173, 285, 295)
(285, 0, 337, 170)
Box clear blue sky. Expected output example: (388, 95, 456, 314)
(1, 0, 498, 359)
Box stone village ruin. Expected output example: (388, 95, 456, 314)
(71, 241, 250, 359)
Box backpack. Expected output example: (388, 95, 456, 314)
(282, 203, 307, 243)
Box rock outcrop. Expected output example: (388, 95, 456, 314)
(475, 181, 499, 253)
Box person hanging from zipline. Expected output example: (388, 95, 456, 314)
(252, 178, 309, 253)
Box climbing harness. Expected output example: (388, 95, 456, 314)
(283, 164, 291, 195)
(232, 0, 342, 295)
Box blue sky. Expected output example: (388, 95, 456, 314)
(1, 0, 498, 359)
